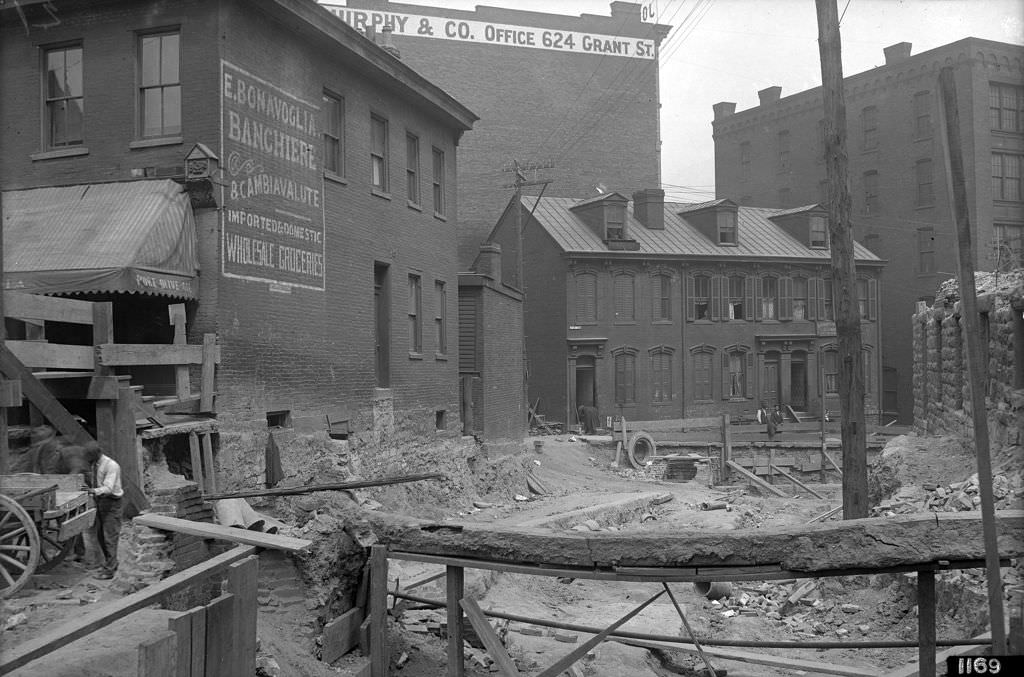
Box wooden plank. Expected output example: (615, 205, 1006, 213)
(188, 432, 204, 494)
(96, 342, 221, 366)
(369, 545, 388, 677)
(4, 291, 95, 325)
(536, 592, 666, 677)
(228, 555, 259, 677)
(460, 597, 520, 676)
(918, 569, 936, 677)
(0, 344, 94, 444)
(201, 432, 217, 493)
(721, 414, 731, 481)
(726, 460, 789, 497)
(807, 505, 843, 524)
(0, 545, 257, 674)
(615, 637, 878, 676)
(770, 463, 825, 499)
(167, 606, 206, 677)
(822, 449, 844, 477)
(5, 340, 95, 370)
(200, 333, 217, 413)
(57, 507, 96, 540)
(447, 565, 465, 677)
(138, 630, 178, 677)
(204, 594, 235, 677)
(86, 375, 121, 399)
(0, 378, 22, 407)
(323, 608, 363, 663)
(134, 514, 312, 552)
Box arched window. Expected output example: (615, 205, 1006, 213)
(649, 346, 674, 403)
(613, 273, 635, 323)
(612, 347, 637, 405)
(574, 271, 597, 324)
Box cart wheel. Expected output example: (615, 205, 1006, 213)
(627, 432, 656, 469)
(36, 518, 74, 573)
(0, 494, 41, 598)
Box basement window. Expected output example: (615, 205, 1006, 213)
(266, 410, 292, 429)
(435, 410, 447, 430)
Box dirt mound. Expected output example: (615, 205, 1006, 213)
(868, 434, 977, 505)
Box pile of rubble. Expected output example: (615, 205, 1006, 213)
(873, 472, 1022, 516)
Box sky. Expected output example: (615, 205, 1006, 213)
(361, 0, 1024, 202)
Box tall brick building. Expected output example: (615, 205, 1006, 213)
(487, 190, 884, 426)
(1, 0, 476, 487)
(712, 38, 1024, 423)
(324, 0, 671, 268)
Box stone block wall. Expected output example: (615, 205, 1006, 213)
(912, 276, 1024, 451)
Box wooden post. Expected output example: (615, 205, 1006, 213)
(200, 333, 216, 413)
(228, 555, 258, 677)
(369, 545, 388, 677)
(768, 447, 775, 484)
(169, 304, 190, 400)
(203, 594, 236, 677)
(201, 432, 217, 494)
(167, 606, 206, 677)
(936, 66, 1006, 654)
(720, 414, 731, 482)
(138, 631, 178, 677)
(815, 0, 869, 519)
(918, 568, 936, 677)
(188, 432, 205, 493)
(447, 565, 465, 677)
(0, 189, 6, 477)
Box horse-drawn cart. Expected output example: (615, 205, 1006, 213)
(0, 474, 95, 598)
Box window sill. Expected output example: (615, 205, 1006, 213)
(31, 147, 89, 161)
(408, 351, 424, 360)
(324, 171, 347, 185)
(914, 204, 935, 211)
(612, 321, 638, 326)
(371, 188, 392, 200)
(433, 212, 447, 221)
(407, 201, 422, 212)
(651, 320, 673, 326)
(434, 352, 448, 361)
(129, 136, 183, 150)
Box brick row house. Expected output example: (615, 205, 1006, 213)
(712, 38, 1024, 423)
(487, 190, 884, 427)
(0, 0, 477, 490)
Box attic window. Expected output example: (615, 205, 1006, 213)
(606, 203, 626, 239)
(810, 216, 828, 248)
(717, 210, 737, 245)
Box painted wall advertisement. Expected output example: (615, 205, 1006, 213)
(220, 61, 326, 291)
(320, 4, 658, 59)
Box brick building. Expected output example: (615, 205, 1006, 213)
(486, 189, 884, 427)
(323, 0, 671, 268)
(712, 38, 1024, 423)
(0, 0, 477, 489)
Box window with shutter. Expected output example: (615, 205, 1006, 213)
(760, 276, 779, 320)
(792, 277, 808, 320)
(653, 273, 672, 322)
(780, 277, 793, 320)
(727, 275, 745, 320)
(614, 273, 635, 323)
(650, 348, 673, 403)
(693, 350, 713, 401)
(868, 278, 878, 320)
(693, 274, 710, 320)
(575, 273, 597, 324)
(614, 350, 637, 404)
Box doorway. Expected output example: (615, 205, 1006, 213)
(575, 356, 596, 409)
(761, 352, 780, 406)
(374, 263, 390, 387)
(790, 352, 807, 409)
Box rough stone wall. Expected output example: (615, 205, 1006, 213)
(912, 277, 1024, 451)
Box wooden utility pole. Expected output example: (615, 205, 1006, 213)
(936, 66, 1006, 655)
(0, 188, 7, 476)
(815, 0, 868, 519)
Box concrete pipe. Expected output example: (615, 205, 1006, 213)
(626, 432, 656, 469)
(694, 581, 732, 601)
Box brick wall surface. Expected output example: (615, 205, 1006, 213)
(341, 0, 666, 268)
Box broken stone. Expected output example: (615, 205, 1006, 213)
(858, 624, 871, 633)
(552, 632, 579, 643)
(517, 625, 544, 636)
(836, 628, 849, 636)
(255, 655, 281, 677)
(841, 604, 861, 613)
(584, 519, 601, 531)
(2, 613, 27, 631)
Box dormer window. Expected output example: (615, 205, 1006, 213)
(810, 215, 828, 248)
(606, 203, 626, 240)
(718, 210, 737, 245)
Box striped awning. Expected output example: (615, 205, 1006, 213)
(3, 180, 198, 299)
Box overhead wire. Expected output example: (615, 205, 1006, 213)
(548, 0, 712, 166)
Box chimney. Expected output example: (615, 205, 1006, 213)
(758, 86, 782, 106)
(380, 23, 401, 58)
(475, 242, 502, 281)
(883, 42, 912, 65)
(713, 101, 736, 120)
(632, 188, 665, 230)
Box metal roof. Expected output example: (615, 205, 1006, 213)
(523, 196, 883, 263)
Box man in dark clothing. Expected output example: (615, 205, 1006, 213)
(83, 442, 123, 579)
(578, 405, 600, 434)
